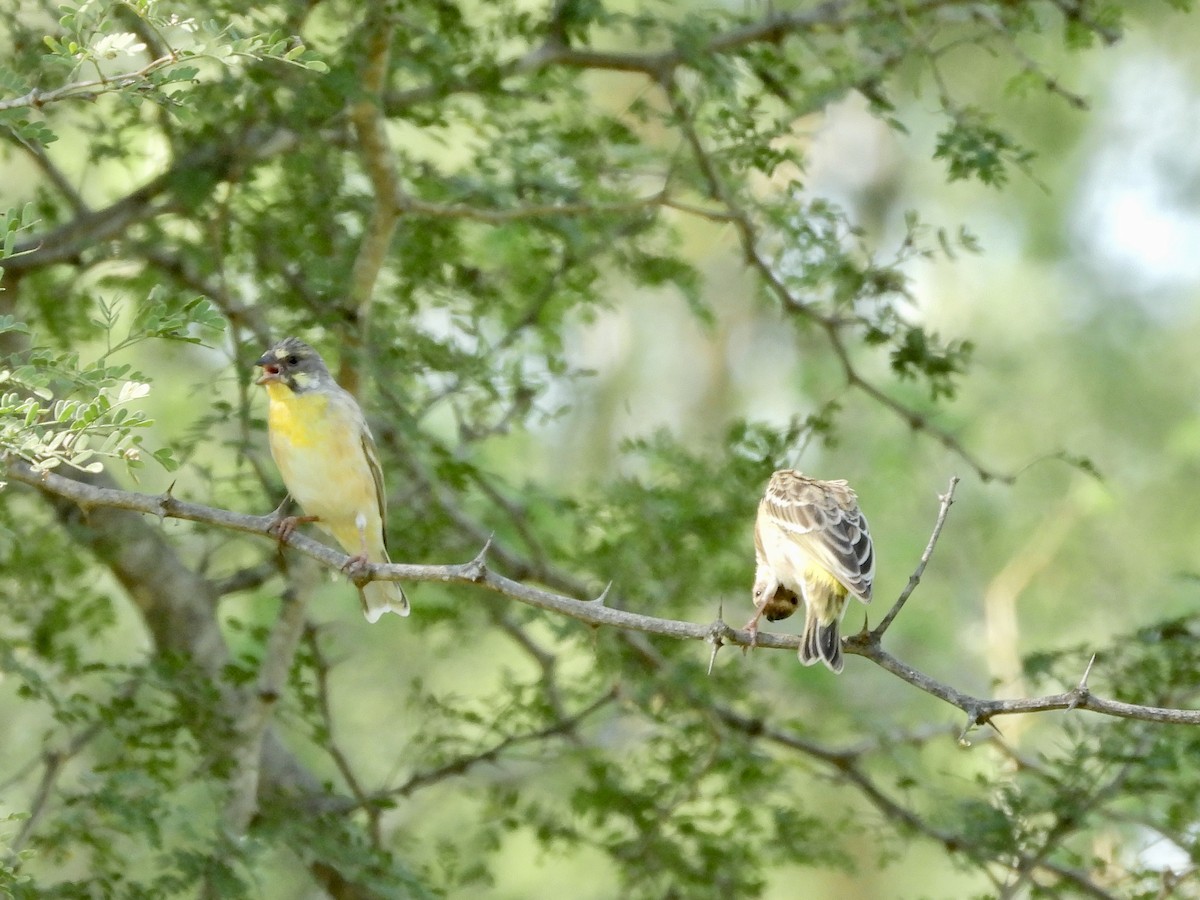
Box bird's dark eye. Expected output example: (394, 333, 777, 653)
(286, 354, 299, 366)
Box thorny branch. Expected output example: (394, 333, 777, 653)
(8, 461, 1200, 729)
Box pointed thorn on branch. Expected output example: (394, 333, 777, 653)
(473, 533, 494, 566)
(1078, 653, 1096, 691)
(1066, 654, 1097, 711)
(463, 534, 494, 582)
(705, 619, 728, 675)
(707, 636, 722, 676)
(590, 581, 612, 605)
(155, 480, 177, 520)
(959, 705, 993, 746)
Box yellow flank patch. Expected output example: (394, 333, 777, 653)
(805, 562, 849, 597)
(265, 383, 329, 449)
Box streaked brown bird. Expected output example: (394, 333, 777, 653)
(255, 337, 409, 622)
(748, 469, 874, 672)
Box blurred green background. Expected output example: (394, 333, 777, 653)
(2, 1, 1200, 897)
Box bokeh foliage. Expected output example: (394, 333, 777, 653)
(2, 0, 1199, 897)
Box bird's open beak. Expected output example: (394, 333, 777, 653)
(255, 353, 282, 385)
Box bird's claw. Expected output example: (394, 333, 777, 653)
(743, 617, 761, 651)
(267, 513, 318, 542)
(341, 553, 371, 579)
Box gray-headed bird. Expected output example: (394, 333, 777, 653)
(748, 470, 874, 672)
(255, 337, 410, 623)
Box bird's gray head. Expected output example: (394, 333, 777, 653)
(254, 337, 333, 393)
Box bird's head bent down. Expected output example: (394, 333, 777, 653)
(254, 337, 334, 394)
(756, 584, 800, 623)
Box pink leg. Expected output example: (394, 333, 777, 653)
(743, 603, 768, 649)
(271, 515, 319, 541)
(341, 521, 372, 577)
(267, 496, 319, 542)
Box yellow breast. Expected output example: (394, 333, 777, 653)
(265, 382, 329, 449)
(262, 382, 383, 553)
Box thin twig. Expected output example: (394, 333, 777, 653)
(873, 475, 959, 636)
(383, 688, 617, 801)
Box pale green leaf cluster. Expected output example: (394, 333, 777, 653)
(0, 342, 164, 474)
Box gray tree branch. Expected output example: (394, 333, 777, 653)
(8, 459, 1200, 729)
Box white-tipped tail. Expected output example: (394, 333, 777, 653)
(360, 580, 411, 623)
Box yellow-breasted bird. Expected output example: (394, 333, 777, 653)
(748, 470, 874, 673)
(255, 337, 409, 622)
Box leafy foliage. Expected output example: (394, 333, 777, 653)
(0, 0, 1196, 898)
(0, 292, 225, 474)
(934, 109, 1035, 187)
